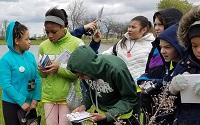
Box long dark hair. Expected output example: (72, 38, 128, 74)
(153, 8, 183, 29)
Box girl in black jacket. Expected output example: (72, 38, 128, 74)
(169, 6, 200, 125)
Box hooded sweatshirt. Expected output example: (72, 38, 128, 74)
(153, 8, 183, 29)
(158, 24, 185, 82)
(67, 46, 138, 122)
(0, 21, 41, 106)
(159, 24, 185, 59)
(138, 9, 183, 82)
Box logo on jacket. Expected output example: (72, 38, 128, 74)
(19, 66, 25, 73)
(86, 79, 114, 97)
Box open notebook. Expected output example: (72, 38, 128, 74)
(65, 111, 92, 123)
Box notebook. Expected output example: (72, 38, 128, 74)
(39, 55, 51, 68)
(55, 50, 71, 64)
(65, 111, 92, 123)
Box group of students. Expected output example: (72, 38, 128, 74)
(0, 5, 200, 125)
(71, 6, 200, 125)
(0, 7, 99, 125)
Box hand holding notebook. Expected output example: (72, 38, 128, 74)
(65, 111, 92, 123)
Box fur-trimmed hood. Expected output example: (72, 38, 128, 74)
(178, 6, 200, 48)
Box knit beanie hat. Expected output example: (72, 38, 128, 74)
(188, 20, 200, 40)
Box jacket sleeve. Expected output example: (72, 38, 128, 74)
(71, 26, 94, 38)
(32, 57, 41, 101)
(89, 39, 100, 54)
(105, 69, 139, 122)
(137, 73, 164, 95)
(71, 26, 86, 39)
(80, 80, 93, 110)
(71, 26, 100, 54)
(102, 46, 114, 55)
(0, 59, 26, 106)
(57, 67, 78, 80)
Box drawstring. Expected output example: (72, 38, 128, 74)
(89, 87, 99, 111)
(95, 89, 99, 111)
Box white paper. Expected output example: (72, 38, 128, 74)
(65, 111, 92, 123)
(180, 74, 200, 103)
(55, 50, 71, 64)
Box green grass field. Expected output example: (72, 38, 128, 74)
(0, 37, 118, 45)
(0, 39, 44, 45)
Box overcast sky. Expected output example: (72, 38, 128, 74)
(0, 0, 200, 37)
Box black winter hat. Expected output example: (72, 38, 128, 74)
(188, 21, 200, 40)
(153, 8, 183, 29)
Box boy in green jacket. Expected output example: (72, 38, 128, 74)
(67, 45, 139, 125)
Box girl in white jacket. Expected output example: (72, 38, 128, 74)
(95, 16, 155, 82)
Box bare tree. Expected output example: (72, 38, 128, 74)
(0, 20, 8, 39)
(112, 22, 128, 39)
(67, 0, 87, 30)
(102, 17, 116, 39)
(84, 14, 97, 24)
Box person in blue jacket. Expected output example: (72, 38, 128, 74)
(136, 8, 183, 124)
(152, 24, 185, 125)
(0, 21, 41, 125)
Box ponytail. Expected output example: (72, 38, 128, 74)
(60, 9, 68, 27)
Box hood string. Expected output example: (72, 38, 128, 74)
(89, 87, 99, 111)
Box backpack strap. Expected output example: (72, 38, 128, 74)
(112, 42, 118, 56)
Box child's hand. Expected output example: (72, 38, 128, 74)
(169, 73, 189, 95)
(21, 103, 30, 111)
(84, 20, 97, 33)
(72, 105, 86, 112)
(92, 30, 101, 43)
(89, 113, 106, 122)
(31, 100, 38, 109)
(42, 61, 59, 74)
